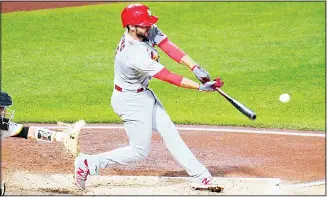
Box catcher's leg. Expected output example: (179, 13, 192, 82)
(1, 117, 85, 157)
(4, 126, 72, 143)
(1, 118, 67, 142)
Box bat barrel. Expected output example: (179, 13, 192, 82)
(216, 88, 257, 121)
(239, 103, 256, 120)
(249, 113, 257, 120)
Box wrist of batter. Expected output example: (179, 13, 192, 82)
(180, 77, 201, 89)
(191, 64, 199, 71)
(180, 55, 198, 70)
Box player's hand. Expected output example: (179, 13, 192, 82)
(199, 78, 224, 92)
(192, 65, 211, 84)
(212, 77, 224, 89)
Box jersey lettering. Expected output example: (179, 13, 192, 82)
(115, 35, 126, 55)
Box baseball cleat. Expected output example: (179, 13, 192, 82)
(62, 120, 86, 157)
(191, 177, 224, 193)
(74, 154, 90, 190)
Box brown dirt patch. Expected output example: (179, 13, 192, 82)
(1, 125, 325, 195)
(2, 127, 325, 182)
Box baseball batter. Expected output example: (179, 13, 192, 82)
(74, 4, 224, 192)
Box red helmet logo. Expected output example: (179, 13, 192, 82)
(121, 4, 159, 28)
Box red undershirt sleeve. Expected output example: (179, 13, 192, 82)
(153, 67, 183, 86)
(158, 38, 186, 63)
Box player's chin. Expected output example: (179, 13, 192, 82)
(143, 34, 149, 39)
(145, 30, 151, 36)
(141, 35, 150, 42)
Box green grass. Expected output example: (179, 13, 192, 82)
(1, 2, 325, 131)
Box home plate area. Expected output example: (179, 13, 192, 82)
(5, 171, 288, 195)
(2, 125, 325, 195)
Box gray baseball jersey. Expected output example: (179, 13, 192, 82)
(114, 25, 166, 91)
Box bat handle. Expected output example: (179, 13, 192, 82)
(215, 88, 228, 98)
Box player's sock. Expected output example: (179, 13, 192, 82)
(16, 126, 29, 139)
(34, 128, 68, 142)
(34, 128, 55, 142)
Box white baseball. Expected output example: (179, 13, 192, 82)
(279, 93, 290, 103)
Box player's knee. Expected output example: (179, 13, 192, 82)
(131, 144, 150, 160)
(136, 148, 150, 159)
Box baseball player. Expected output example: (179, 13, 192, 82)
(74, 3, 224, 192)
(0, 91, 85, 156)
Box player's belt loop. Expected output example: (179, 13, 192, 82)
(114, 84, 123, 92)
(115, 84, 144, 93)
(136, 88, 144, 93)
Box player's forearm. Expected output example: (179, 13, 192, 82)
(158, 38, 186, 64)
(157, 38, 198, 70)
(180, 55, 198, 70)
(179, 77, 200, 90)
(153, 68, 200, 90)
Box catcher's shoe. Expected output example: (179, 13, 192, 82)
(61, 120, 86, 157)
(74, 154, 90, 190)
(1, 122, 23, 139)
(191, 177, 224, 193)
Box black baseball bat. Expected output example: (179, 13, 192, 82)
(216, 88, 256, 120)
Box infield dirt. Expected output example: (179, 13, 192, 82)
(2, 124, 325, 195)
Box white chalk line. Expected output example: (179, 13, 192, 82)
(105, 175, 281, 182)
(48, 174, 327, 188)
(52, 174, 282, 186)
(93, 175, 282, 186)
(44, 125, 325, 137)
(281, 180, 326, 188)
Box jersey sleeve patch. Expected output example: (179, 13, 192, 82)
(150, 25, 167, 45)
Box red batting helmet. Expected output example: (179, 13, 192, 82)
(121, 4, 159, 28)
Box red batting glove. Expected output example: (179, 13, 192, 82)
(212, 77, 224, 89)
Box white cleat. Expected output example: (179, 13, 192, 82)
(74, 154, 90, 190)
(61, 120, 86, 156)
(191, 177, 224, 193)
